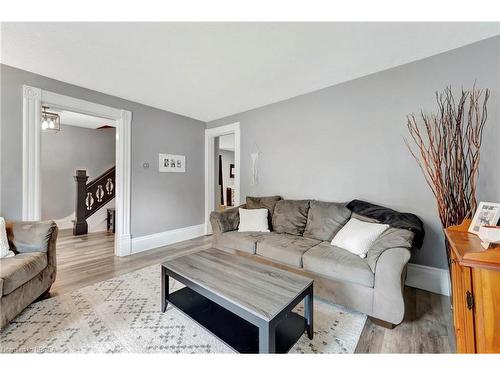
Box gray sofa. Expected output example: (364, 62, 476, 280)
(210, 197, 419, 326)
(0, 220, 58, 328)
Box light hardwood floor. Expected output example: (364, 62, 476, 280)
(50, 230, 455, 353)
(51, 229, 213, 297)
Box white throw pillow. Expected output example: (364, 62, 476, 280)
(238, 208, 270, 232)
(331, 217, 389, 258)
(0, 217, 15, 258)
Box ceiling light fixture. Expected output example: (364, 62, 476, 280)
(41, 106, 61, 132)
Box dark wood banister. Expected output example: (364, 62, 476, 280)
(73, 166, 116, 235)
(86, 166, 116, 190)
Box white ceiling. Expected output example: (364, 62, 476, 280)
(2, 22, 500, 122)
(51, 109, 115, 129)
(219, 134, 235, 151)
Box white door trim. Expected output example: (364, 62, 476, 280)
(22, 85, 132, 257)
(204, 122, 241, 234)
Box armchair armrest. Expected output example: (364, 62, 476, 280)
(209, 205, 245, 235)
(372, 247, 411, 325)
(6, 220, 58, 270)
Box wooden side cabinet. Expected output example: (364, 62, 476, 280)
(445, 221, 500, 353)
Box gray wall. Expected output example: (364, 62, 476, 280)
(1, 64, 205, 237)
(41, 125, 116, 220)
(207, 36, 500, 269)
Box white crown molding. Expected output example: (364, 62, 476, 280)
(406, 263, 451, 296)
(131, 224, 205, 254)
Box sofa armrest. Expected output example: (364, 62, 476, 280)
(372, 247, 411, 325)
(6, 220, 58, 270)
(210, 205, 245, 235)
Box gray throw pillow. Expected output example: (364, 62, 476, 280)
(272, 200, 311, 236)
(9, 221, 57, 254)
(303, 201, 352, 241)
(246, 195, 282, 229)
(366, 227, 415, 272)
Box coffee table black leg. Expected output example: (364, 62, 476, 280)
(304, 285, 314, 340)
(161, 266, 169, 312)
(259, 323, 276, 353)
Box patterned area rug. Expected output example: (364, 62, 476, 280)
(1, 265, 366, 353)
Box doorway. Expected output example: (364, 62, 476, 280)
(214, 134, 236, 212)
(22, 85, 132, 256)
(40, 108, 117, 235)
(204, 123, 240, 234)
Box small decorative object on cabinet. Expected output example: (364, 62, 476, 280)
(478, 226, 500, 249)
(468, 201, 500, 235)
(445, 219, 500, 353)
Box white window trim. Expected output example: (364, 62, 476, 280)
(22, 85, 132, 256)
(204, 122, 241, 234)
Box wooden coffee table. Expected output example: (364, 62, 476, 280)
(161, 249, 314, 353)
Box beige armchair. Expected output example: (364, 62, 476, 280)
(0, 220, 58, 329)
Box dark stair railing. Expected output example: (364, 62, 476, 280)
(73, 166, 116, 235)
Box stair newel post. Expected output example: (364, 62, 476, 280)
(73, 170, 89, 235)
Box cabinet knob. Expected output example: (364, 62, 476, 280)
(466, 291, 474, 310)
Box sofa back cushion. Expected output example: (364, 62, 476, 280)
(346, 199, 424, 248)
(246, 196, 282, 229)
(303, 201, 352, 241)
(7, 221, 57, 254)
(272, 200, 311, 236)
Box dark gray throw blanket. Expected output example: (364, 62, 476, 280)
(346, 199, 425, 249)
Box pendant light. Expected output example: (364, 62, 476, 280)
(41, 106, 61, 132)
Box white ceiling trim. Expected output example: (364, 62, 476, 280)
(50, 110, 116, 129)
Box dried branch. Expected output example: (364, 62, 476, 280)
(404, 85, 490, 228)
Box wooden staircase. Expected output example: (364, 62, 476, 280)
(73, 166, 115, 235)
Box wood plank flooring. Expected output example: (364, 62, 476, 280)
(50, 230, 455, 353)
(51, 229, 212, 297)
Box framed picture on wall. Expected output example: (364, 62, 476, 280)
(468, 201, 500, 235)
(159, 153, 186, 173)
(229, 163, 235, 178)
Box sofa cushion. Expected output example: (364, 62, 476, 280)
(7, 221, 57, 254)
(346, 199, 425, 248)
(0, 252, 48, 296)
(256, 233, 320, 267)
(246, 196, 282, 230)
(213, 231, 269, 254)
(210, 205, 243, 234)
(272, 200, 311, 236)
(1, 217, 11, 258)
(303, 201, 352, 241)
(238, 208, 270, 232)
(303, 242, 375, 287)
(366, 227, 415, 272)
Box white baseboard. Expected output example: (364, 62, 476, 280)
(405, 263, 451, 296)
(116, 234, 132, 257)
(131, 224, 205, 254)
